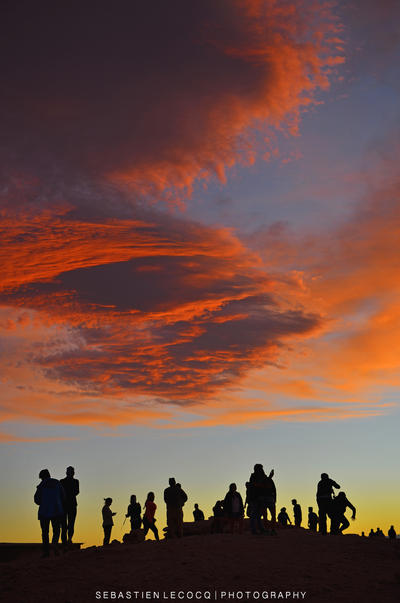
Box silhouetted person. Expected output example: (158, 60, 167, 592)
(248, 464, 276, 535)
(330, 491, 356, 534)
(102, 498, 116, 545)
(34, 469, 65, 557)
(126, 494, 142, 531)
(164, 477, 187, 538)
(143, 492, 159, 541)
(308, 507, 318, 532)
(388, 525, 396, 540)
(368, 528, 375, 538)
(193, 503, 205, 522)
(223, 483, 244, 534)
(292, 499, 302, 527)
(376, 527, 384, 537)
(316, 473, 340, 534)
(278, 507, 291, 527)
(60, 466, 79, 546)
(211, 500, 224, 533)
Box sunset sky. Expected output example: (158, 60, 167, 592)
(1, 0, 400, 545)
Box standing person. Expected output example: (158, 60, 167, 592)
(143, 492, 159, 541)
(248, 464, 277, 535)
(126, 494, 142, 531)
(388, 525, 397, 540)
(60, 466, 79, 546)
(329, 492, 356, 535)
(316, 473, 340, 534)
(193, 503, 205, 522)
(291, 499, 302, 527)
(163, 477, 187, 538)
(34, 469, 65, 557)
(223, 483, 244, 534)
(308, 507, 319, 532)
(102, 498, 116, 545)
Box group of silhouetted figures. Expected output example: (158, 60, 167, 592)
(34, 465, 397, 557)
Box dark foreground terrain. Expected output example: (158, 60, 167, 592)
(1, 530, 399, 602)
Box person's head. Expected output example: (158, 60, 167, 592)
(292, 499, 297, 505)
(39, 469, 50, 481)
(254, 463, 263, 472)
(321, 473, 329, 480)
(176, 483, 181, 488)
(194, 503, 199, 509)
(229, 483, 237, 493)
(281, 507, 286, 512)
(147, 491, 155, 502)
(336, 491, 345, 499)
(66, 466, 75, 477)
(104, 497, 112, 506)
(169, 477, 176, 487)
(130, 494, 136, 504)
(308, 507, 313, 512)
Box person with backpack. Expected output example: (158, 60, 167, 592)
(223, 483, 244, 533)
(163, 477, 187, 538)
(34, 469, 65, 557)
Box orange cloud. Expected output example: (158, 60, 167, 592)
(1, 1, 343, 204)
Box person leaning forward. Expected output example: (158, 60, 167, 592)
(316, 472, 340, 535)
(164, 477, 187, 538)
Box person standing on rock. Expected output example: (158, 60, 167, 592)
(164, 477, 187, 538)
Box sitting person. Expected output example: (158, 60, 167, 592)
(193, 503, 205, 522)
(126, 494, 142, 531)
(277, 507, 291, 527)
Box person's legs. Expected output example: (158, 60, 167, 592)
(103, 525, 112, 545)
(61, 514, 68, 545)
(40, 518, 50, 556)
(177, 507, 184, 538)
(51, 517, 61, 555)
(339, 515, 350, 533)
(149, 521, 159, 541)
(143, 517, 150, 537)
(67, 507, 77, 542)
(318, 500, 328, 534)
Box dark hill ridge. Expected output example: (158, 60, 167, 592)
(1, 530, 399, 602)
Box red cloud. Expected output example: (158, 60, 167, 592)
(0, 206, 322, 408)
